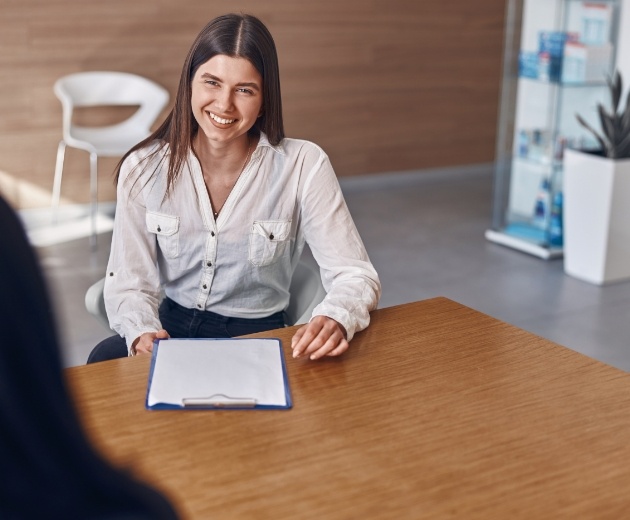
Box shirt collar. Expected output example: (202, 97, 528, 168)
(257, 132, 285, 155)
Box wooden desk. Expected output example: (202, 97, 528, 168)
(67, 298, 630, 519)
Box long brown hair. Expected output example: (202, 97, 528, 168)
(114, 13, 285, 194)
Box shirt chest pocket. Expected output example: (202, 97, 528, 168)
(249, 220, 292, 267)
(146, 211, 180, 259)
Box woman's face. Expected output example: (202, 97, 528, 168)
(191, 54, 263, 147)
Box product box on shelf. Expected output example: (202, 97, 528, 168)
(580, 2, 612, 46)
(538, 31, 579, 82)
(515, 128, 552, 162)
(561, 41, 613, 83)
(519, 51, 539, 79)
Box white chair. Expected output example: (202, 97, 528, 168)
(85, 260, 327, 331)
(284, 261, 327, 325)
(52, 71, 169, 246)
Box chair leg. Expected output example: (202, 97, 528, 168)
(51, 141, 66, 224)
(89, 151, 98, 250)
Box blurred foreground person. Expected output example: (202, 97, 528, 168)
(0, 194, 179, 520)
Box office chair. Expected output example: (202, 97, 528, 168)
(85, 260, 327, 330)
(52, 71, 169, 247)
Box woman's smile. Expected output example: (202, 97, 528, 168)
(208, 112, 237, 125)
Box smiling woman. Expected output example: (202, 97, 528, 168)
(88, 13, 381, 365)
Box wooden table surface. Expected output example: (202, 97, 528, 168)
(66, 297, 630, 519)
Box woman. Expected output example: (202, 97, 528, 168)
(0, 195, 179, 519)
(89, 13, 380, 363)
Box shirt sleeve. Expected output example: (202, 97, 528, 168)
(103, 152, 163, 351)
(298, 148, 381, 340)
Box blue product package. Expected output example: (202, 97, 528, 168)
(532, 177, 551, 229)
(538, 31, 576, 82)
(548, 191, 563, 246)
(539, 31, 567, 57)
(519, 51, 539, 79)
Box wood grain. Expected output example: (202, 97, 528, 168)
(66, 298, 630, 519)
(0, 1, 505, 208)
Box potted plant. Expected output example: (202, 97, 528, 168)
(563, 70, 630, 285)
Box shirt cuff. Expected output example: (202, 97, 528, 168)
(310, 305, 358, 341)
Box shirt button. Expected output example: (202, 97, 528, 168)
(157, 225, 161, 232)
(207, 261, 212, 267)
(197, 304, 202, 309)
(109, 272, 114, 276)
(203, 284, 207, 289)
(211, 231, 215, 237)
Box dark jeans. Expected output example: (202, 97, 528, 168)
(87, 297, 286, 364)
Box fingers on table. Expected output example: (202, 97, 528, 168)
(292, 318, 349, 360)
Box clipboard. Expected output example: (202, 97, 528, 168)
(145, 338, 292, 410)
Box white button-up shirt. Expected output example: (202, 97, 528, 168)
(104, 133, 381, 350)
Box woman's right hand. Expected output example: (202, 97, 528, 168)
(132, 329, 170, 355)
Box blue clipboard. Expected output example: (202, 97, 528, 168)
(145, 338, 292, 410)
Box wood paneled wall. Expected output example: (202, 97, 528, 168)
(0, 0, 506, 208)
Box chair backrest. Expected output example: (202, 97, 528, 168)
(85, 260, 326, 331)
(84, 277, 108, 330)
(54, 71, 169, 142)
(285, 261, 327, 325)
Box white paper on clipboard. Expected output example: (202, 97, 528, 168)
(146, 338, 291, 409)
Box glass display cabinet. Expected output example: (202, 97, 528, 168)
(486, 0, 621, 259)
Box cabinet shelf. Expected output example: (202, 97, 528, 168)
(485, 229, 564, 259)
(518, 75, 608, 87)
(512, 155, 563, 169)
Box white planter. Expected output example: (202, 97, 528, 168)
(564, 148, 630, 285)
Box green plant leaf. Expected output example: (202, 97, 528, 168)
(609, 71, 622, 114)
(597, 104, 616, 144)
(576, 113, 609, 155)
(622, 88, 630, 135)
(616, 131, 630, 159)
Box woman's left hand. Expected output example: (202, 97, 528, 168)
(291, 316, 348, 360)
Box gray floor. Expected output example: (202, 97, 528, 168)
(32, 164, 630, 370)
